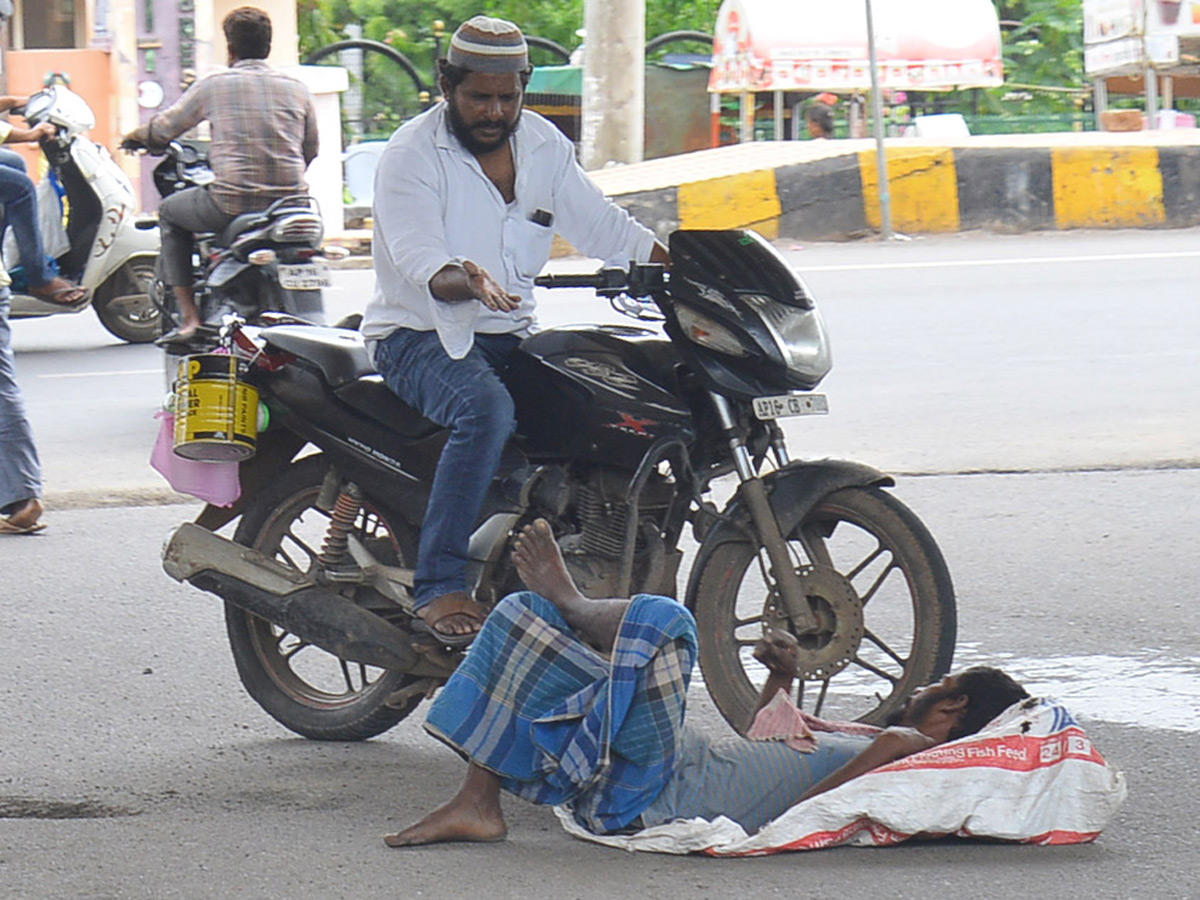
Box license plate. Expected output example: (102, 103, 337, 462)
(752, 393, 829, 420)
(278, 261, 332, 290)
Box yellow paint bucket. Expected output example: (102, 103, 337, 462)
(173, 354, 259, 461)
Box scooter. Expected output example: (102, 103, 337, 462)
(7, 82, 161, 343)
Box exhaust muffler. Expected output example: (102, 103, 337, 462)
(163, 523, 418, 671)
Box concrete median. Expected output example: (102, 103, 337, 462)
(589, 131, 1200, 240)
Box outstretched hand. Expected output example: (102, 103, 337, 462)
(461, 259, 521, 312)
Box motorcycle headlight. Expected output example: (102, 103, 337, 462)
(675, 304, 750, 357)
(742, 294, 832, 385)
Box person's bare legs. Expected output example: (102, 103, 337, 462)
(385, 520, 630, 848)
(511, 518, 629, 654)
(172, 285, 203, 335)
(383, 762, 507, 847)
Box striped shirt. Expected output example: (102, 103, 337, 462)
(147, 59, 318, 215)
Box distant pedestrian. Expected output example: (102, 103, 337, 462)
(806, 102, 834, 140)
(0, 259, 45, 535)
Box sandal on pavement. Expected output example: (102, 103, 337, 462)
(0, 517, 46, 535)
(1, 499, 46, 535)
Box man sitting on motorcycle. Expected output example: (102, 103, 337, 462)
(382, 519, 1030, 846)
(0, 99, 89, 308)
(361, 15, 670, 645)
(122, 6, 318, 342)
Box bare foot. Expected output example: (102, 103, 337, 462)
(512, 519, 586, 609)
(753, 629, 801, 678)
(383, 802, 507, 847)
(384, 766, 507, 847)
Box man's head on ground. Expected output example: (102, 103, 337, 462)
(806, 102, 834, 139)
(439, 15, 532, 155)
(889, 666, 1029, 741)
(224, 6, 272, 62)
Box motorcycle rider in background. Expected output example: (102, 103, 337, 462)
(0, 97, 89, 308)
(121, 5, 318, 343)
(361, 14, 670, 644)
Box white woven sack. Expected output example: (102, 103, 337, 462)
(557, 697, 1127, 856)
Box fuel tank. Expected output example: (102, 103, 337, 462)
(505, 324, 695, 468)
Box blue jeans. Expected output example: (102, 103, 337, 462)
(374, 328, 519, 609)
(0, 288, 43, 514)
(0, 149, 55, 288)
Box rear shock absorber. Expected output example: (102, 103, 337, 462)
(319, 482, 364, 575)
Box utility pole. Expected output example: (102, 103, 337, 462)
(581, 0, 645, 170)
(864, 0, 893, 240)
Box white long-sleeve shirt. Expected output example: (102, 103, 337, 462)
(361, 104, 656, 359)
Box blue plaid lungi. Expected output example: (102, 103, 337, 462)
(424, 590, 698, 834)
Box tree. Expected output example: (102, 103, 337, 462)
(994, 0, 1086, 114)
(299, 0, 721, 140)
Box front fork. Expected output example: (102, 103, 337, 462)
(709, 393, 818, 634)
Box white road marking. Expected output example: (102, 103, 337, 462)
(38, 369, 161, 379)
(793, 249, 1200, 273)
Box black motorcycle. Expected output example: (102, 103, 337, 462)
(123, 138, 331, 336)
(161, 229, 956, 740)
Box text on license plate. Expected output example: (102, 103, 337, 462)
(752, 393, 829, 420)
(278, 262, 333, 290)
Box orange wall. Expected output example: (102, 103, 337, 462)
(4, 48, 114, 181)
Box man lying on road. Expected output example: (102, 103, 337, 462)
(384, 519, 1029, 846)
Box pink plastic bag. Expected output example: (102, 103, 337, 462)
(149, 411, 241, 507)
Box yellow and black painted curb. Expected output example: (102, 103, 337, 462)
(613, 145, 1200, 240)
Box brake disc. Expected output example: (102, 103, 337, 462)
(765, 563, 865, 681)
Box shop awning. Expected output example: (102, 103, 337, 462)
(709, 0, 1004, 93)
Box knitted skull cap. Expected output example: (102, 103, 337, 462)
(447, 15, 529, 73)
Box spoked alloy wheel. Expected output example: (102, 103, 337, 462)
(228, 456, 422, 740)
(694, 485, 956, 732)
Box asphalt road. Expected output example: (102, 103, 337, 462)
(3, 229, 1198, 899)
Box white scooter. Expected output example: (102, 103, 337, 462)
(7, 82, 161, 343)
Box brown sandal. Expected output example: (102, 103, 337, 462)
(1, 498, 45, 535)
(412, 591, 487, 647)
(31, 278, 90, 310)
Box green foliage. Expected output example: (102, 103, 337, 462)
(990, 0, 1086, 114)
(299, 0, 722, 70)
(299, 0, 722, 142)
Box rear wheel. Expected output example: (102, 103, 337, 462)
(694, 485, 956, 733)
(227, 455, 423, 740)
(93, 259, 162, 343)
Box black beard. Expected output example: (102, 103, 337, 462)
(889, 683, 956, 727)
(447, 95, 521, 155)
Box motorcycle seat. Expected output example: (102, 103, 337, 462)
(214, 212, 270, 248)
(261, 325, 375, 387)
(333, 375, 444, 440)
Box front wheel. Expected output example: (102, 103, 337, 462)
(693, 485, 956, 733)
(93, 259, 162, 343)
(227, 455, 424, 740)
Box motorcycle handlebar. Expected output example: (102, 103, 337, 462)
(534, 268, 628, 290)
(535, 263, 666, 297)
